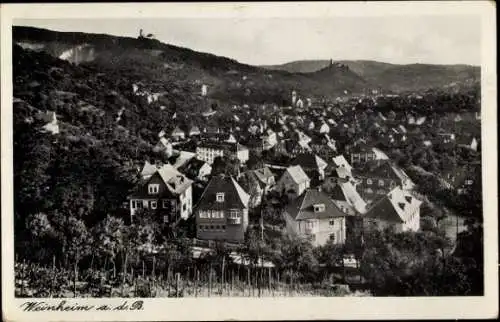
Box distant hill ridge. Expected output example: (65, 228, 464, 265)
(261, 59, 480, 92)
(13, 26, 480, 97)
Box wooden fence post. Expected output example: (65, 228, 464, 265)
(195, 268, 199, 298)
(268, 267, 272, 296)
(246, 267, 250, 297)
(175, 273, 181, 297)
(208, 264, 212, 297)
(50, 255, 56, 297)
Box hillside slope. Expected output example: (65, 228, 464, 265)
(13, 26, 375, 102)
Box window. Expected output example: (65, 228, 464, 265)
(210, 225, 214, 230)
(229, 210, 240, 219)
(216, 192, 225, 202)
(365, 188, 373, 194)
(222, 225, 226, 230)
(163, 215, 169, 223)
(199, 211, 207, 219)
(329, 220, 335, 226)
(366, 179, 373, 185)
(465, 180, 473, 185)
(313, 204, 325, 213)
(378, 180, 384, 187)
(377, 190, 385, 195)
(162, 200, 169, 208)
(183, 204, 187, 211)
(305, 221, 314, 229)
(131, 200, 136, 209)
(151, 201, 157, 209)
(148, 184, 160, 194)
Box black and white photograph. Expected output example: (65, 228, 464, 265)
(1, 2, 497, 321)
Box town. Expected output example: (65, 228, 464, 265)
(12, 26, 483, 298)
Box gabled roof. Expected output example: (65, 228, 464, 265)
(357, 161, 412, 185)
(282, 165, 310, 185)
(252, 167, 275, 185)
(364, 187, 422, 223)
(332, 155, 352, 171)
(157, 164, 193, 194)
(292, 153, 328, 171)
(172, 126, 185, 135)
(178, 157, 210, 177)
(285, 189, 346, 220)
(329, 181, 367, 214)
(189, 126, 201, 134)
(196, 175, 250, 210)
(140, 161, 159, 179)
(131, 164, 193, 198)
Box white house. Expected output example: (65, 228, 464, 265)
(363, 186, 422, 233)
(283, 189, 347, 246)
(275, 165, 311, 200)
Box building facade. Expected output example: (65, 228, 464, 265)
(128, 164, 193, 223)
(195, 175, 250, 242)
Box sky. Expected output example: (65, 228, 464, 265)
(15, 16, 481, 66)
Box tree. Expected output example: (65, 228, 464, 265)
(93, 215, 126, 275)
(360, 228, 472, 296)
(211, 156, 240, 177)
(247, 152, 264, 170)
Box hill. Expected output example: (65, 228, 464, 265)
(13, 26, 375, 103)
(262, 59, 480, 93)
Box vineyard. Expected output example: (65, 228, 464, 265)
(15, 261, 370, 298)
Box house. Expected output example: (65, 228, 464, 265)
(196, 142, 249, 165)
(239, 166, 276, 207)
(275, 165, 311, 200)
(245, 136, 264, 154)
(318, 122, 330, 134)
(171, 126, 186, 141)
(177, 158, 212, 181)
(139, 161, 161, 180)
(355, 161, 415, 204)
(262, 129, 278, 150)
(128, 164, 193, 223)
(363, 187, 422, 233)
(170, 151, 196, 169)
(153, 137, 173, 157)
(195, 175, 250, 242)
(189, 126, 201, 137)
(35, 111, 59, 135)
(457, 136, 479, 152)
(291, 152, 328, 184)
(323, 178, 367, 216)
(283, 189, 347, 246)
(436, 132, 456, 144)
(332, 155, 353, 176)
(348, 140, 389, 167)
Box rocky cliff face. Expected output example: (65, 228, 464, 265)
(58, 44, 96, 65)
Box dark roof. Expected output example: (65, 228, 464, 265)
(364, 187, 422, 223)
(178, 158, 208, 175)
(198, 141, 248, 152)
(285, 189, 346, 220)
(196, 175, 250, 211)
(291, 153, 327, 171)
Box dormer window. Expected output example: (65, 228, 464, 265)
(216, 192, 225, 202)
(148, 184, 160, 194)
(313, 204, 325, 213)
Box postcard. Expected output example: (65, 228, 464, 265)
(1, 1, 498, 321)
